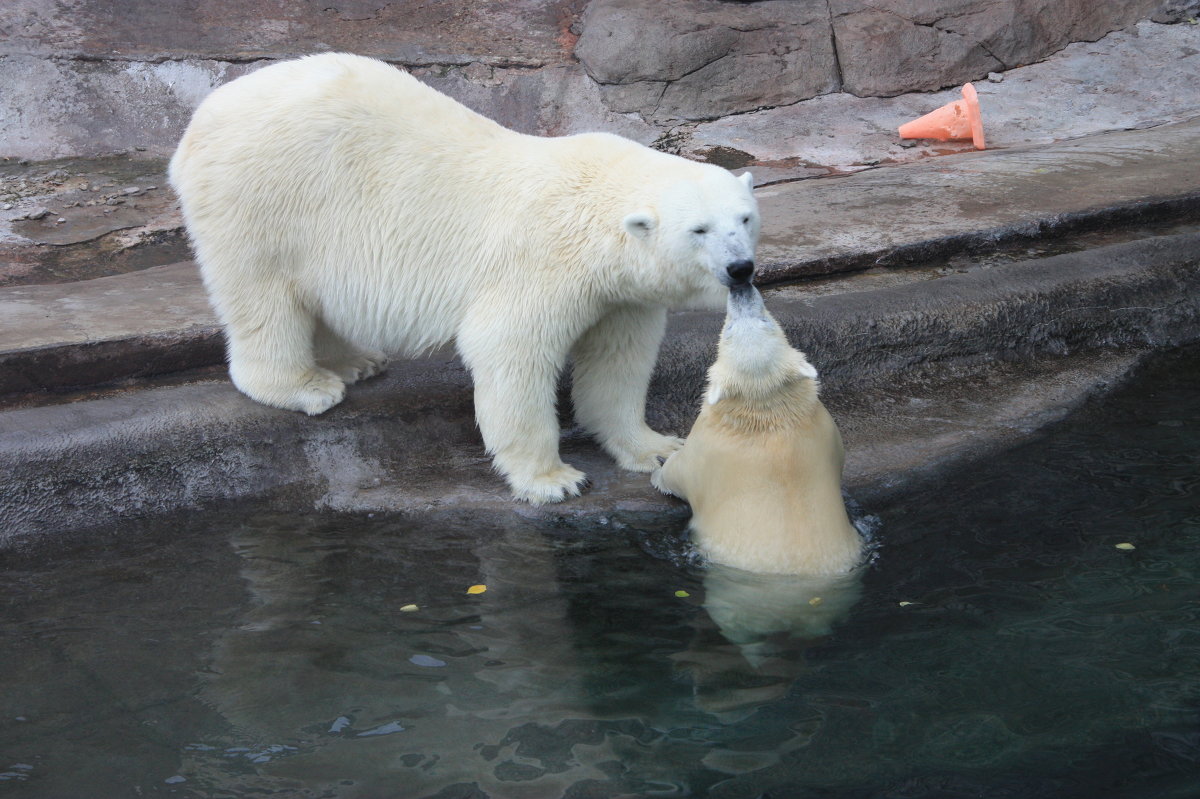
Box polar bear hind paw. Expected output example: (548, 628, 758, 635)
(611, 432, 685, 473)
(509, 463, 589, 505)
(236, 366, 346, 416)
(324, 350, 389, 385)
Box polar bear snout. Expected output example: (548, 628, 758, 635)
(725, 259, 755, 286)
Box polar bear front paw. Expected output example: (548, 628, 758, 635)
(649, 465, 676, 497)
(509, 463, 589, 505)
(292, 368, 347, 415)
(610, 432, 685, 473)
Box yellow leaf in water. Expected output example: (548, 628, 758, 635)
(467, 584, 487, 594)
(899, 601, 915, 607)
(808, 597, 824, 606)
(1115, 543, 1136, 551)
(674, 590, 690, 598)
(399, 604, 419, 612)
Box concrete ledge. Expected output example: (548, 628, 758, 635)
(0, 262, 219, 396)
(0, 328, 222, 397)
(4, 119, 1198, 400)
(653, 231, 1200, 418)
(2, 232, 1197, 545)
(754, 118, 1200, 281)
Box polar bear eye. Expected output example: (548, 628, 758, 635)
(741, 215, 751, 225)
(691, 226, 709, 235)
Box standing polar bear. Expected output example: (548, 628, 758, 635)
(652, 285, 862, 575)
(169, 53, 760, 504)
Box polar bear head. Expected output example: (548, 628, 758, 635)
(705, 284, 818, 406)
(622, 167, 760, 307)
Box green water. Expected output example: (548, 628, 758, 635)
(2, 347, 1198, 798)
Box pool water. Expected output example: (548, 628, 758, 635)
(2, 346, 1198, 798)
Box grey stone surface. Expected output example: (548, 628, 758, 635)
(830, 0, 1159, 97)
(2, 232, 1197, 543)
(690, 21, 1200, 171)
(413, 62, 656, 142)
(0, 56, 649, 161)
(0, 55, 260, 160)
(0, 0, 647, 160)
(574, 0, 1159, 119)
(0, 0, 581, 64)
(1152, 0, 1200, 23)
(0, 263, 212, 353)
(0, 157, 186, 286)
(1, 3, 1189, 161)
(3, 117, 1198, 397)
(0, 262, 219, 395)
(575, 0, 838, 121)
(750, 117, 1200, 280)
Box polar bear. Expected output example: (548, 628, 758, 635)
(652, 285, 862, 575)
(168, 53, 759, 504)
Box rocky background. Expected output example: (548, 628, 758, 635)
(3, 0, 1197, 288)
(0, 0, 1172, 161)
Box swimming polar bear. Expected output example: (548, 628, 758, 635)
(652, 285, 862, 574)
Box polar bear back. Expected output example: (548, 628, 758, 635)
(680, 402, 861, 575)
(169, 53, 710, 355)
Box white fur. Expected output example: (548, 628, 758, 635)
(652, 287, 862, 575)
(168, 53, 760, 504)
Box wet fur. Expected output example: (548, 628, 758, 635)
(653, 288, 862, 575)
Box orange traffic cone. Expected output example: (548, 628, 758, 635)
(898, 83, 985, 150)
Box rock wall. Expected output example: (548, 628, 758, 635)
(577, 0, 1161, 121)
(830, 0, 1162, 97)
(0, 0, 1164, 160)
(574, 0, 839, 122)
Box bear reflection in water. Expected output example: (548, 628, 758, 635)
(679, 563, 865, 716)
(181, 511, 865, 794)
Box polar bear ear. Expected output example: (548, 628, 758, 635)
(623, 210, 657, 239)
(739, 171, 754, 189)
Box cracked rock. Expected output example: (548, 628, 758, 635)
(831, 0, 1160, 96)
(1152, 0, 1200, 23)
(575, 0, 838, 122)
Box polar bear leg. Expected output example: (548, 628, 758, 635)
(459, 326, 587, 505)
(216, 274, 346, 416)
(313, 318, 389, 385)
(571, 304, 683, 472)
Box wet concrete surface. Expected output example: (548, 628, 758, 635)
(2, 117, 1198, 403)
(0, 156, 184, 286)
(2, 230, 1197, 543)
(2, 17, 1199, 542)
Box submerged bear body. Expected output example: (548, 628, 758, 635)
(653, 286, 862, 575)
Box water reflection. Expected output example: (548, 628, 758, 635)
(163, 503, 873, 797)
(4, 346, 1200, 797)
(702, 564, 864, 662)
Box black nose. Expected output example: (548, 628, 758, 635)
(726, 259, 754, 285)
